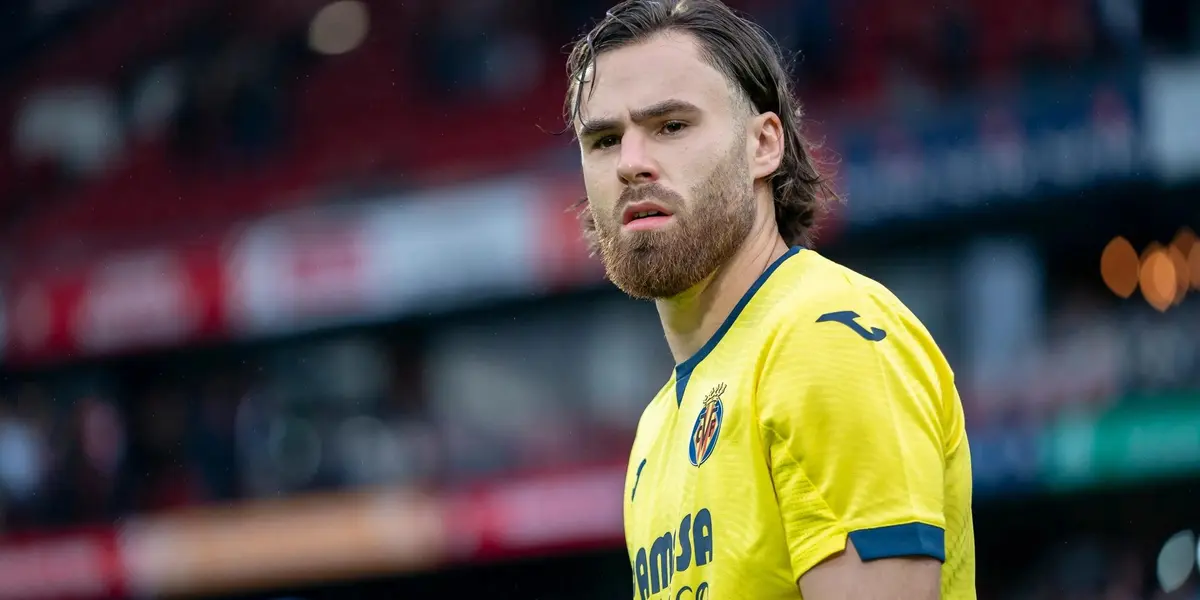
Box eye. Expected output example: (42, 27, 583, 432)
(593, 135, 620, 150)
(660, 121, 687, 135)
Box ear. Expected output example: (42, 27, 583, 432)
(748, 111, 784, 180)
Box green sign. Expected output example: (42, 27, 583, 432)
(1040, 394, 1200, 491)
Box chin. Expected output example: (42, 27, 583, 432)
(605, 262, 704, 300)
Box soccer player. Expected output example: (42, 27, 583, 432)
(564, 1, 975, 598)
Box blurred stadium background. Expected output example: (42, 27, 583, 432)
(0, 0, 1196, 598)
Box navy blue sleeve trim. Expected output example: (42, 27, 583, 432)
(847, 522, 946, 562)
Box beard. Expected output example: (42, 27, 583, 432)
(590, 141, 756, 300)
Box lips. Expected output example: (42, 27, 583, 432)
(622, 202, 674, 226)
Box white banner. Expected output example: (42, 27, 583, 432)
(1146, 59, 1200, 182)
(226, 178, 545, 336)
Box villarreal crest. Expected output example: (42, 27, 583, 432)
(689, 383, 726, 467)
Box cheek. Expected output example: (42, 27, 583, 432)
(582, 173, 618, 217)
(671, 141, 721, 183)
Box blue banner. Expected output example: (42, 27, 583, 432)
(835, 68, 1145, 226)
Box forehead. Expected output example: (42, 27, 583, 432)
(579, 33, 734, 122)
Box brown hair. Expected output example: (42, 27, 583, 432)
(565, 0, 838, 248)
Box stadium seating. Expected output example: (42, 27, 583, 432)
(3, 0, 1095, 260)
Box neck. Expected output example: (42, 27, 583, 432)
(656, 220, 789, 366)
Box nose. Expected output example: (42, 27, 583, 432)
(617, 133, 659, 185)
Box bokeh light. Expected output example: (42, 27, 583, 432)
(1107, 232, 1200, 309)
(1157, 530, 1196, 593)
(1191, 243, 1200, 291)
(308, 1, 370, 56)
(1168, 245, 1190, 304)
(1171, 228, 1196, 297)
(1172, 227, 1196, 257)
(1140, 246, 1177, 312)
(1101, 236, 1140, 298)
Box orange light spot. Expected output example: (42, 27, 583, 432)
(1167, 245, 1190, 303)
(1141, 249, 1177, 312)
(1101, 236, 1139, 298)
(1190, 244, 1200, 291)
(1171, 227, 1196, 258)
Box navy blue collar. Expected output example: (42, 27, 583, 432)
(674, 246, 803, 383)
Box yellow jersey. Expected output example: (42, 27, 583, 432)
(623, 247, 975, 599)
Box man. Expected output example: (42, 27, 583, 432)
(565, 1, 976, 599)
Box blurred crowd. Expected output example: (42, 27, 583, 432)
(968, 290, 1200, 427)
(1, 0, 1151, 258)
(1, 282, 1196, 537)
(1008, 538, 1186, 600)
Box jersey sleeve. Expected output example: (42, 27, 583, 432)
(756, 302, 952, 582)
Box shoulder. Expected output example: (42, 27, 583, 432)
(755, 251, 962, 443)
(764, 250, 931, 351)
(756, 251, 957, 417)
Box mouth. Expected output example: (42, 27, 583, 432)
(621, 202, 675, 230)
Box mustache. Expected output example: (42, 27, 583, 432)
(618, 184, 685, 213)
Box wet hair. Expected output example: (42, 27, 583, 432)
(565, 0, 838, 248)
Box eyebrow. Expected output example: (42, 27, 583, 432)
(577, 98, 701, 138)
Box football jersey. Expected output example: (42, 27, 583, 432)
(623, 246, 975, 599)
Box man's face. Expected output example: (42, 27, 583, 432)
(575, 33, 755, 300)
